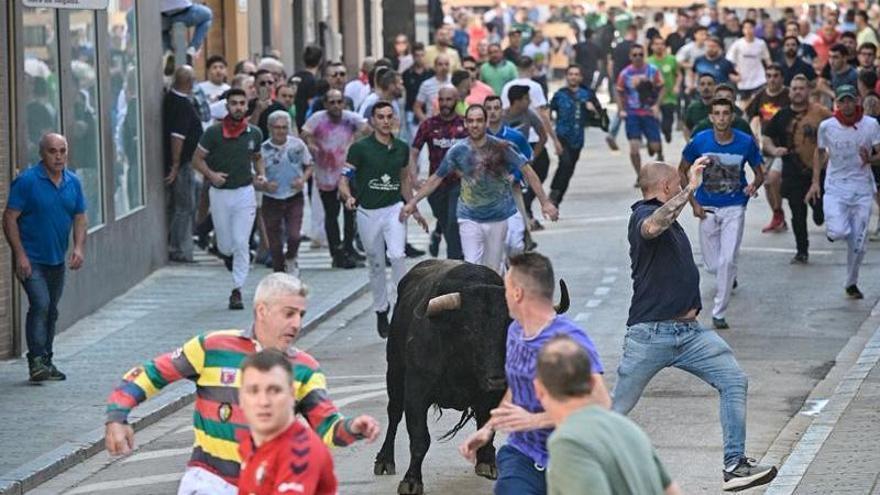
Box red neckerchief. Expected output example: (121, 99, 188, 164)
(834, 105, 863, 128)
(358, 70, 369, 84)
(222, 115, 248, 139)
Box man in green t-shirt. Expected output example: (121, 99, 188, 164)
(647, 36, 680, 143)
(683, 72, 716, 140)
(481, 43, 518, 95)
(690, 84, 754, 138)
(340, 102, 426, 337)
(193, 88, 266, 310)
(535, 335, 682, 495)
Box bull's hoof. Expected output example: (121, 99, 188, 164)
(397, 480, 424, 495)
(475, 462, 498, 480)
(374, 460, 396, 476)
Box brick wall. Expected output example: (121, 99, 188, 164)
(0, 4, 14, 358)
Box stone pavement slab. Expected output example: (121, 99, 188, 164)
(0, 257, 369, 494)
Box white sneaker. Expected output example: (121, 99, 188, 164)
(285, 260, 300, 277)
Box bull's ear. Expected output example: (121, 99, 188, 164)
(554, 279, 570, 314)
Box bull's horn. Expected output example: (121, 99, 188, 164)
(426, 292, 462, 316)
(554, 279, 570, 314)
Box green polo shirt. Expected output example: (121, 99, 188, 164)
(198, 123, 263, 189)
(480, 60, 518, 95)
(346, 135, 408, 210)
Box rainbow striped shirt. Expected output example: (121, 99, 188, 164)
(106, 329, 357, 484)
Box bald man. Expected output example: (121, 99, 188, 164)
(4, 133, 87, 382)
(414, 54, 452, 123)
(613, 159, 777, 492)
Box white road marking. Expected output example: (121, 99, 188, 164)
(740, 247, 832, 255)
(328, 374, 385, 380)
(335, 390, 388, 408)
(585, 299, 602, 308)
(603, 267, 619, 273)
(330, 382, 387, 395)
(64, 473, 182, 494)
(575, 312, 591, 322)
(120, 447, 192, 464)
(601, 276, 617, 284)
(593, 287, 610, 296)
(798, 399, 829, 417)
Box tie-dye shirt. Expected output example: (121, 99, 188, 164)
(505, 316, 604, 467)
(435, 135, 527, 222)
(301, 110, 366, 191)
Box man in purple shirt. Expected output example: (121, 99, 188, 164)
(616, 44, 665, 184)
(459, 252, 610, 495)
(410, 86, 467, 259)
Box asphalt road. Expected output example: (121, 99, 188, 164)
(32, 128, 880, 495)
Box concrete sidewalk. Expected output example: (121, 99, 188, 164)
(0, 252, 369, 495)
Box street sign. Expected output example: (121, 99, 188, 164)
(22, 0, 109, 9)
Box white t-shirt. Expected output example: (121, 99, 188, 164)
(344, 80, 371, 113)
(522, 41, 552, 76)
(415, 76, 451, 118)
(726, 38, 771, 90)
(676, 41, 706, 66)
(198, 81, 230, 103)
(500, 77, 547, 109)
(817, 116, 880, 196)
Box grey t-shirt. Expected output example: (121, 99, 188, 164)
(503, 108, 543, 144)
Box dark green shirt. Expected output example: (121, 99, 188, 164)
(548, 406, 672, 495)
(684, 99, 711, 130)
(346, 135, 408, 210)
(691, 115, 753, 137)
(198, 123, 263, 189)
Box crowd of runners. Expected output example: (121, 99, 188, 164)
(4, 1, 880, 494)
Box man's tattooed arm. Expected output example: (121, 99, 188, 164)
(640, 184, 696, 240)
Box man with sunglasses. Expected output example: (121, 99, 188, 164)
(462, 56, 495, 106)
(616, 43, 665, 183)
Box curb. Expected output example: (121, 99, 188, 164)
(760, 298, 880, 494)
(0, 281, 369, 495)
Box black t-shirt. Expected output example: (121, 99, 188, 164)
(627, 198, 702, 326)
(163, 90, 203, 170)
(763, 104, 831, 185)
(611, 40, 634, 78)
(573, 41, 602, 80)
(665, 31, 690, 55)
(402, 67, 435, 111)
(503, 46, 521, 64)
(779, 56, 816, 86)
(256, 101, 288, 141)
(293, 70, 317, 130)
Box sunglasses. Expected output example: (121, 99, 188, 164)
(464, 66, 478, 71)
(258, 80, 273, 86)
(631, 53, 644, 57)
(327, 99, 344, 104)
(332, 71, 346, 77)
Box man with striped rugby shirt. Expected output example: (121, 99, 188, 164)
(104, 273, 380, 495)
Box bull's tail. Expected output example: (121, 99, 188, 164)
(437, 407, 476, 441)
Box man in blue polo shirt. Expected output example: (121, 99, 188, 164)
(681, 97, 764, 330)
(3, 133, 87, 382)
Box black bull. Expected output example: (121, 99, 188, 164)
(374, 260, 569, 495)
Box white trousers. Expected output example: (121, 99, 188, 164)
(699, 205, 746, 319)
(209, 185, 256, 290)
(506, 211, 526, 258)
(459, 218, 508, 274)
(309, 184, 327, 244)
(178, 466, 237, 495)
(824, 189, 874, 287)
(357, 202, 407, 312)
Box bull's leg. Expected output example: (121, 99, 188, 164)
(398, 393, 433, 495)
(375, 361, 405, 476)
(473, 407, 498, 480)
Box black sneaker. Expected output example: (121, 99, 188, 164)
(28, 356, 51, 383)
(846, 285, 864, 300)
(722, 457, 777, 492)
(405, 243, 425, 258)
(229, 289, 244, 310)
(713, 317, 730, 330)
(346, 249, 366, 262)
(791, 253, 809, 264)
(429, 232, 441, 257)
(529, 219, 545, 231)
(45, 354, 66, 381)
(332, 254, 358, 269)
(376, 307, 391, 338)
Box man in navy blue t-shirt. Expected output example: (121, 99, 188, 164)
(3, 133, 87, 382)
(681, 97, 764, 330)
(615, 158, 777, 492)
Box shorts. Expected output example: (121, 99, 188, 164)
(494, 445, 546, 495)
(765, 157, 782, 174)
(624, 114, 661, 143)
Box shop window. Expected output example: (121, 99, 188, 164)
(21, 8, 61, 165)
(109, 1, 144, 216)
(68, 10, 103, 226)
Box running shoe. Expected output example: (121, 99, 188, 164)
(790, 253, 809, 264)
(228, 289, 244, 310)
(761, 211, 786, 233)
(376, 307, 391, 338)
(846, 285, 864, 300)
(722, 457, 777, 492)
(605, 135, 619, 151)
(713, 317, 730, 330)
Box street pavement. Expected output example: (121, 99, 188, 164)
(15, 125, 880, 494)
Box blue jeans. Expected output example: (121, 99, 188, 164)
(494, 445, 546, 495)
(23, 263, 66, 360)
(162, 4, 213, 51)
(612, 320, 748, 467)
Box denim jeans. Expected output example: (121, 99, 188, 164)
(612, 320, 748, 466)
(494, 445, 546, 495)
(23, 263, 66, 360)
(168, 163, 195, 260)
(162, 4, 213, 51)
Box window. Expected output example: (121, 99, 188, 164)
(67, 10, 103, 226)
(21, 8, 61, 165)
(109, 1, 144, 216)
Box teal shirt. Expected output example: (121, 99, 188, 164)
(480, 60, 518, 95)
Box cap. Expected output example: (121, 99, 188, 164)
(835, 84, 857, 100)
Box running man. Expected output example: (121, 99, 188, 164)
(104, 273, 380, 495)
(192, 88, 266, 310)
(615, 159, 777, 492)
(340, 102, 427, 337)
(401, 104, 558, 273)
(806, 85, 880, 299)
(617, 43, 665, 183)
(681, 97, 764, 330)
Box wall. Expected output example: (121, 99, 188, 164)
(0, 3, 13, 357)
